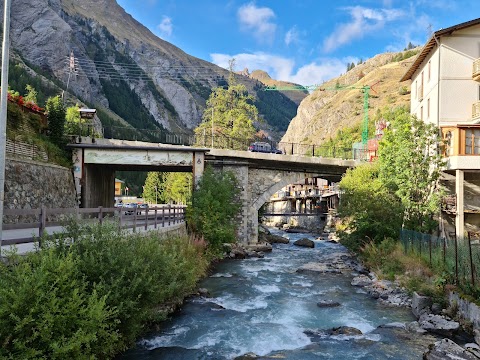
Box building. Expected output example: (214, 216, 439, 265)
(114, 178, 124, 196)
(400, 17, 480, 238)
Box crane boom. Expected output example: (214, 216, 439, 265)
(265, 83, 376, 146)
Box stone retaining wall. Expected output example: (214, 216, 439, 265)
(4, 157, 76, 223)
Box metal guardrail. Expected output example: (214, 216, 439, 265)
(2, 204, 186, 246)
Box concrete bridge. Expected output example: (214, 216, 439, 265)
(69, 138, 356, 243)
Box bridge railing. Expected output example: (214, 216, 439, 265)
(90, 125, 374, 160)
(2, 204, 186, 247)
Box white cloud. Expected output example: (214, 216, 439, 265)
(210, 52, 356, 86)
(157, 16, 173, 37)
(285, 26, 300, 46)
(323, 6, 405, 53)
(237, 3, 276, 43)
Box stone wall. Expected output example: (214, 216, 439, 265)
(4, 157, 76, 223)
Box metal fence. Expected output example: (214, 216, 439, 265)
(400, 229, 480, 290)
(89, 125, 372, 160)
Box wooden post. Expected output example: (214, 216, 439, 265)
(312, 144, 315, 157)
(468, 232, 475, 287)
(168, 204, 171, 226)
(39, 205, 47, 247)
(98, 206, 103, 225)
(173, 206, 176, 224)
(133, 208, 137, 233)
(154, 207, 158, 229)
(144, 204, 149, 230)
(162, 206, 165, 227)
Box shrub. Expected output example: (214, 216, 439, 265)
(187, 166, 241, 255)
(0, 221, 209, 358)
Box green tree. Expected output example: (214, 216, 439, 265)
(142, 172, 164, 204)
(187, 166, 241, 254)
(64, 105, 82, 135)
(194, 60, 258, 150)
(338, 162, 403, 250)
(23, 84, 38, 105)
(378, 107, 444, 232)
(46, 95, 66, 146)
(162, 172, 192, 204)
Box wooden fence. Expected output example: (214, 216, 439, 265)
(2, 205, 186, 246)
(6, 138, 48, 161)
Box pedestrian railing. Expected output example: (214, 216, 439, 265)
(2, 205, 186, 246)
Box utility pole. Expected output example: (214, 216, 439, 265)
(0, 0, 12, 251)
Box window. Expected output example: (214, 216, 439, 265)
(420, 106, 424, 121)
(427, 98, 430, 118)
(465, 128, 480, 155)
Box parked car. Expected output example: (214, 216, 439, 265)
(248, 142, 283, 154)
(123, 203, 138, 215)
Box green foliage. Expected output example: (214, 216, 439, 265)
(378, 107, 444, 232)
(338, 162, 403, 250)
(187, 166, 241, 254)
(254, 86, 298, 132)
(24, 84, 38, 105)
(162, 172, 192, 204)
(194, 72, 258, 150)
(0, 222, 208, 358)
(64, 105, 88, 136)
(143, 172, 164, 204)
(46, 95, 66, 146)
(391, 49, 420, 63)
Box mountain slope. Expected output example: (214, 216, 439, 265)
(5, 0, 297, 136)
(280, 50, 417, 146)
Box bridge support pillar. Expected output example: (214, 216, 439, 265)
(82, 164, 115, 208)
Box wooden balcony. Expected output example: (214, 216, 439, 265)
(473, 58, 480, 82)
(473, 101, 480, 120)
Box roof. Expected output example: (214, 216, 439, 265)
(400, 17, 480, 82)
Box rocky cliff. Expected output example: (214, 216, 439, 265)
(281, 51, 417, 146)
(2, 0, 297, 136)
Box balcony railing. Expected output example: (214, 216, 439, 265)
(473, 58, 480, 82)
(473, 101, 480, 120)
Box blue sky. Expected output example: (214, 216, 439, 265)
(116, 0, 477, 86)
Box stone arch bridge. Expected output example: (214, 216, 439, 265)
(69, 138, 356, 243)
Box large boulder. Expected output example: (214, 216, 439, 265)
(423, 339, 480, 360)
(419, 313, 460, 337)
(412, 292, 433, 318)
(328, 326, 363, 336)
(317, 300, 341, 308)
(351, 275, 373, 287)
(293, 238, 315, 248)
(265, 234, 290, 244)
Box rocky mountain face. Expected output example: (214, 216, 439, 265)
(280, 51, 416, 147)
(240, 69, 308, 106)
(3, 0, 297, 136)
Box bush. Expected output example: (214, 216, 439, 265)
(0, 221, 209, 358)
(187, 166, 241, 255)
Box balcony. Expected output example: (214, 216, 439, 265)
(473, 58, 480, 82)
(473, 101, 480, 120)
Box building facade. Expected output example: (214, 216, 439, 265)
(400, 18, 480, 238)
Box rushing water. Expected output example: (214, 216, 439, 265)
(119, 229, 434, 360)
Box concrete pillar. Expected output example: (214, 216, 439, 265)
(192, 151, 205, 188)
(456, 169, 464, 239)
(82, 164, 115, 208)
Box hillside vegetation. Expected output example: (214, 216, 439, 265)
(281, 49, 419, 148)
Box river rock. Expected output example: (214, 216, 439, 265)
(234, 352, 258, 359)
(265, 234, 290, 244)
(328, 326, 363, 336)
(419, 313, 460, 336)
(245, 243, 273, 252)
(245, 250, 264, 258)
(378, 322, 406, 329)
(406, 321, 428, 334)
(423, 339, 480, 360)
(412, 292, 433, 318)
(297, 262, 342, 274)
(475, 329, 480, 346)
(351, 275, 373, 287)
(293, 238, 315, 248)
(285, 226, 310, 233)
(431, 303, 443, 315)
(198, 288, 210, 297)
(316, 300, 341, 308)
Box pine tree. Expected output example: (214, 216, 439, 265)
(194, 59, 258, 150)
(142, 172, 164, 204)
(46, 95, 66, 146)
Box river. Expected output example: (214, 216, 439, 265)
(119, 228, 437, 359)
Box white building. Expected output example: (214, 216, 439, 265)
(400, 18, 480, 238)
